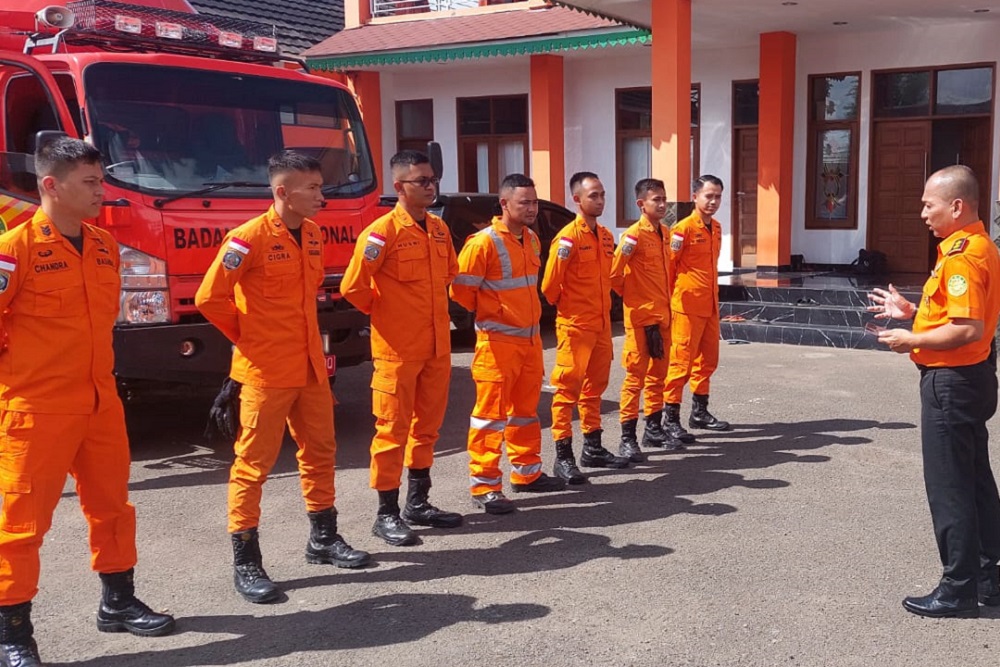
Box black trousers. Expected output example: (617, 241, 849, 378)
(919, 358, 1000, 596)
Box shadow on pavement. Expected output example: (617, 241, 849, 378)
(52, 593, 548, 667)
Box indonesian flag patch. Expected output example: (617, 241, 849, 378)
(364, 232, 387, 261)
(670, 232, 684, 252)
(0, 253, 16, 273)
(222, 237, 250, 271)
(621, 234, 638, 256)
(557, 236, 574, 260)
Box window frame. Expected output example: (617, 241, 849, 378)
(455, 94, 528, 193)
(805, 71, 861, 230)
(395, 98, 434, 154)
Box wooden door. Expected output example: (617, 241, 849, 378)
(959, 117, 992, 223)
(733, 128, 758, 268)
(870, 121, 931, 274)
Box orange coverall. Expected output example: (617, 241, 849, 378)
(665, 211, 723, 403)
(196, 206, 337, 533)
(541, 215, 616, 441)
(0, 211, 136, 606)
(610, 215, 673, 422)
(341, 203, 457, 491)
(451, 217, 544, 495)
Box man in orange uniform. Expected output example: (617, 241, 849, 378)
(663, 175, 731, 446)
(870, 165, 1000, 618)
(0, 137, 174, 666)
(196, 152, 370, 604)
(541, 172, 630, 484)
(341, 150, 462, 545)
(610, 178, 675, 462)
(451, 174, 566, 515)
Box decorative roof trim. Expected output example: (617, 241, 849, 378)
(307, 27, 651, 71)
(547, 1, 648, 30)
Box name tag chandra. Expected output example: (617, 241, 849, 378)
(34, 260, 69, 273)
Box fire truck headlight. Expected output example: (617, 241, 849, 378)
(118, 290, 170, 325)
(119, 245, 168, 289)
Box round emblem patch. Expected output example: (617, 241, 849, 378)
(947, 274, 968, 297)
(222, 250, 243, 271)
(364, 243, 381, 261)
(557, 246, 571, 260)
(0, 272, 8, 294)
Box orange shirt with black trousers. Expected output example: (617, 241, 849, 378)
(665, 210, 729, 431)
(541, 215, 629, 475)
(197, 206, 370, 586)
(0, 211, 174, 637)
(452, 217, 556, 505)
(909, 220, 1000, 613)
(341, 202, 463, 544)
(610, 214, 673, 456)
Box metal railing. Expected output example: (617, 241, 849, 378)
(370, 0, 482, 18)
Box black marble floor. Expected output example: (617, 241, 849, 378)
(717, 270, 919, 351)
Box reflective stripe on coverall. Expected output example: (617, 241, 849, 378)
(341, 203, 458, 490)
(0, 211, 136, 605)
(451, 217, 543, 494)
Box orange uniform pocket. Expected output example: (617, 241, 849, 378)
(371, 371, 399, 421)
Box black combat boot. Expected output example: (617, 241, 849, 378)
(641, 409, 668, 448)
(980, 564, 1000, 606)
(689, 394, 731, 431)
(618, 419, 644, 463)
(96, 569, 176, 636)
(511, 472, 566, 493)
(662, 404, 691, 450)
(0, 602, 40, 667)
(231, 529, 281, 604)
(401, 468, 463, 528)
(373, 489, 417, 546)
(579, 430, 630, 469)
(552, 437, 587, 485)
(306, 508, 371, 568)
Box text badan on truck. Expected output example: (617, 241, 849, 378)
(0, 0, 379, 396)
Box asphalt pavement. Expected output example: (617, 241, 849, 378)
(32, 327, 1000, 666)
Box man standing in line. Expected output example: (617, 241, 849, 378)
(341, 150, 463, 545)
(870, 165, 1000, 618)
(663, 175, 731, 447)
(197, 151, 370, 604)
(451, 174, 566, 515)
(0, 137, 174, 666)
(541, 172, 630, 484)
(610, 178, 675, 461)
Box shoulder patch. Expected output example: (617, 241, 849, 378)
(364, 231, 387, 261)
(0, 253, 17, 273)
(557, 236, 574, 260)
(222, 250, 243, 270)
(947, 274, 969, 297)
(0, 272, 9, 293)
(948, 238, 969, 256)
(670, 232, 684, 252)
(228, 237, 251, 255)
(621, 234, 638, 256)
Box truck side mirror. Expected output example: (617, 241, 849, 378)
(427, 141, 443, 180)
(33, 130, 68, 154)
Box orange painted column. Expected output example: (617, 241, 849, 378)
(350, 71, 384, 193)
(529, 54, 565, 206)
(651, 0, 692, 202)
(756, 31, 796, 272)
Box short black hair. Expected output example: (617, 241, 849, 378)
(570, 171, 600, 194)
(693, 174, 724, 192)
(390, 150, 430, 171)
(34, 136, 101, 180)
(267, 150, 321, 180)
(500, 173, 535, 197)
(635, 178, 665, 199)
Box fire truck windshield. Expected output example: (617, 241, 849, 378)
(83, 63, 376, 199)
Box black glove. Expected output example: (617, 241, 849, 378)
(644, 324, 664, 360)
(205, 378, 242, 441)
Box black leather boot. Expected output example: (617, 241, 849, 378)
(0, 602, 40, 667)
(689, 393, 731, 431)
(96, 569, 176, 636)
(306, 508, 371, 568)
(401, 469, 463, 528)
(618, 419, 644, 463)
(231, 529, 281, 604)
(902, 584, 979, 618)
(662, 403, 692, 450)
(979, 564, 1000, 605)
(373, 489, 417, 546)
(579, 430, 630, 469)
(552, 437, 587, 485)
(641, 410, 668, 448)
(511, 472, 566, 493)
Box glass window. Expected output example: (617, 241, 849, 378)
(617, 89, 652, 131)
(936, 67, 993, 115)
(458, 98, 491, 135)
(812, 74, 859, 122)
(873, 71, 931, 118)
(396, 99, 433, 152)
(492, 97, 527, 134)
(813, 129, 853, 220)
(733, 82, 759, 126)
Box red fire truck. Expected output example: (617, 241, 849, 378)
(0, 0, 378, 395)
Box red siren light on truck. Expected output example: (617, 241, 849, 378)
(23, 0, 282, 62)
